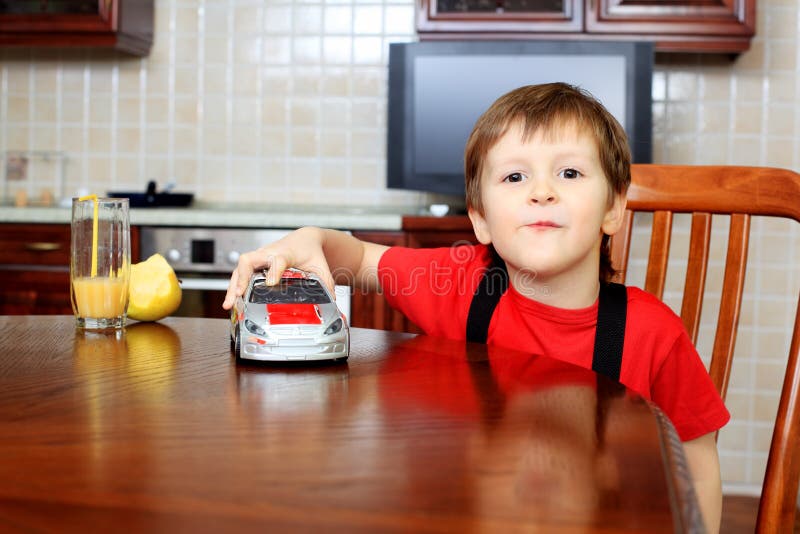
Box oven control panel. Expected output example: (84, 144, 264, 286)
(140, 228, 293, 273)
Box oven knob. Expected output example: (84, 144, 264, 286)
(166, 248, 181, 262)
(227, 251, 240, 264)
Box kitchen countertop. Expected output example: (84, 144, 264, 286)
(0, 202, 420, 230)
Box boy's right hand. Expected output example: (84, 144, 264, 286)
(222, 227, 335, 310)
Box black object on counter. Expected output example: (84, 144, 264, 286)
(109, 181, 194, 208)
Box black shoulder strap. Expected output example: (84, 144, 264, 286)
(592, 282, 627, 381)
(466, 248, 509, 344)
(466, 256, 627, 381)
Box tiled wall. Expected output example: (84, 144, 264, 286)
(2, 0, 798, 495)
(0, 0, 421, 207)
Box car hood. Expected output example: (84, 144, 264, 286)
(266, 303, 323, 325)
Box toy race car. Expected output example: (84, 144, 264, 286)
(230, 268, 350, 362)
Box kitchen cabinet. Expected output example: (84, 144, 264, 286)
(417, 0, 756, 54)
(351, 216, 478, 334)
(0, 0, 153, 56)
(349, 231, 409, 332)
(0, 218, 471, 334)
(0, 223, 140, 315)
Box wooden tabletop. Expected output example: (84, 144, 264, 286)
(0, 316, 702, 532)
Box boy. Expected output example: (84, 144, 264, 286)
(223, 83, 728, 532)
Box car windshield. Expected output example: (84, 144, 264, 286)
(249, 278, 331, 304)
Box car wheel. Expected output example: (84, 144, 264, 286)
(234, 327, 242, 360)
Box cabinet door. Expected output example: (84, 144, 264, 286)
(0, 270, 72, 315)
(348, 231, 409, 332)
(350, 220, 479, 333)
(0, 0, 153, 56)
(403, 215, 477, 249)
(418, 0, 583, 34)
(0, 223, 140, 315)
(586, 0, 755, 52)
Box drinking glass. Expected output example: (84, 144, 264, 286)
(70, 197, 130, 330)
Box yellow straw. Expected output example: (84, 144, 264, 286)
(78, 194, 99, 277)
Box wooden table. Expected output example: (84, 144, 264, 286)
(0, 316, 702, 532)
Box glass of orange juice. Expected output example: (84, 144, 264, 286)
(70, 197, 130, 330)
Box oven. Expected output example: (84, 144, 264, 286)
(140, 228, 351, 320)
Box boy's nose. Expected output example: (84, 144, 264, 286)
(529, 183, 557, 204)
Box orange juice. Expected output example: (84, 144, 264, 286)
(71, 277, 128, 319)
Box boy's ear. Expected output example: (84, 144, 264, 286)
(601, 192, 628, 235)
(468, 208, 492, 245)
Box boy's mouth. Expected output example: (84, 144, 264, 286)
(526, 220, 562, 229)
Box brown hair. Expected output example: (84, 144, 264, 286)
(464, 82, 631, 282)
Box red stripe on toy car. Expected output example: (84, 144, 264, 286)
(266, 304, 323, 325)
(282, 270, 308, 279)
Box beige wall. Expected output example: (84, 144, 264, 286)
(1, 0, 798, 495)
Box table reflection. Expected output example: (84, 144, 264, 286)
(231, 332, 629, 525)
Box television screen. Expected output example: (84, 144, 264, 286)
(387, 40, 654, 197)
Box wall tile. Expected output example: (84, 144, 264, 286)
(734, 41, 765, 71)
(665, 102, 697, 133)
(262, 129, 287, 157)
(666, 71, 698, 101)
(60, 68, 84, 94)
(234, 5, 261, 35)
(293, 37, 322, 64)
(118, 96, 141, 124)
(33, 64, 58, 94)
(294, 5, 323, 34)
(31, 126, 57, 151)
(767, 40, 798, 71)
(204, 36, 229, 64)
(174, 127, 198, 154)
(323, 37, 353, 65)
(89, 65, 114, 93)
(264, 6, 292, 34)
(699, 104, 730, 133)
(321, 130, 347, 157)
(765, 138, 795, 168)
(700, 69, 731, 101)
(354, 5, 384, 35)
(117, 127, 142, 154)
(324, 6, 353, 34)
(291, 128, 319, 157)
(320, 160, 348, 188)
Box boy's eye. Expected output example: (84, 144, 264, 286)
(559, 168, 582, 179)
(503, 172, 526, 183)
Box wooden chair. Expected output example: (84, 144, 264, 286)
(609, 164, 800, 533)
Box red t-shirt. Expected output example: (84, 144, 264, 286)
(378, 244, 730, 441)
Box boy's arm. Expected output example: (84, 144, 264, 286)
(683, 432, 722, 533)
(222, 226, 388, 310)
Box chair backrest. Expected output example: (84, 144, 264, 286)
(609, 164, 800, 533)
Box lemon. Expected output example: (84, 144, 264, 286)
(127, 253, 182, 322)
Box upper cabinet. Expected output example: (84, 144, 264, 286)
(417, 0, 756, 54)
(0, 0, 154, 56)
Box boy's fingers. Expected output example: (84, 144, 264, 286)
(264, 255, 287, 285)
(222, 266, 247, 310)
(222, 250, 263, 309)
(317, 263, 337, 298)
(222, 270, 239, 310)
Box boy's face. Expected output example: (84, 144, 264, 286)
(468, 121, 626, 287)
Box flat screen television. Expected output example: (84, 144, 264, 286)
(387, 40, 654, 197)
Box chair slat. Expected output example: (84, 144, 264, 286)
(644, 210, 672, 300)
(610, 210, 634, 284)
(680, 213, 712, 345)
(708, 214, 750, 401)
(758, 294, 800, 532)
